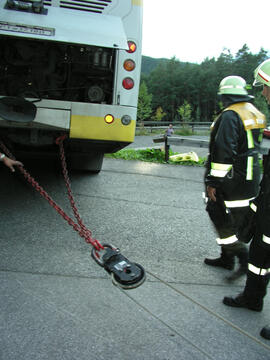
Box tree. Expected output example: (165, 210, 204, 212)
(195, 106, 201, 122)
(147, 57, 185, 122)
(142, 45, 270, 125)
(177, 100, 193, 124)
(137, 81, 152, 123)
(152, 106, 166, 122)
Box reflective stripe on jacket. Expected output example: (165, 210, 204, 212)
(205, 101, 266, 202)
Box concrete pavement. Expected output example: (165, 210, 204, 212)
(1, 136, 270, 359)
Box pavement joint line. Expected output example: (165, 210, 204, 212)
(75, 192, 202, 210)
(120, 287, 215, 360)
(147, 270, 270, 351)
(2, 270, 270, 351)
(14, 279, 110, 336)
(0, 269, 243, 289)
(0, 269, 108, 280)
(101, 167, 205, 183)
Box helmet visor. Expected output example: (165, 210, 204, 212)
(253, 79, 264, 87)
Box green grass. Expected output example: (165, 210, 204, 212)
(105, 147, 264, 172)
(105, 148, 206, 166)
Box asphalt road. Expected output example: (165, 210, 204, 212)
(1, 136, 270, 359)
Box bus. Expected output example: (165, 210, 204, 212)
(0, 0, 143, 172)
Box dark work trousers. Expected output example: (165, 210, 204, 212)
(206, 199, 249, 257)
(243, 231, 270, 304)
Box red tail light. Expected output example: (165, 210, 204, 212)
(122, 78, 134, 90)
(126, 41, 136, 53)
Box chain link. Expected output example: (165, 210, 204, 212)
(0, 137, 104, 251)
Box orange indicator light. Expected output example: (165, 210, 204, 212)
(124, 59, 135, 72)
(104, 114, 114, 124)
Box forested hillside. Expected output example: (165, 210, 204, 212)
(139, 45, 270, 123)
(141, 56, 173, 75)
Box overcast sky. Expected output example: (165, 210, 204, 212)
(142, 0, 270, 63)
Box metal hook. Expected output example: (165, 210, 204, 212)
(91, 244, 146, 290)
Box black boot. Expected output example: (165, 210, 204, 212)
(223, 271, 269, 312)
(260, 325, 270, 340)
(223, 292, 263, 311)
(226, 247, 248, 281)
(204, 247, 235, 270)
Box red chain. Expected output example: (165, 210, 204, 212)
(0, 137, 104, 251)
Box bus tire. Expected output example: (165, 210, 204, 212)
(70, 152, 104, 173)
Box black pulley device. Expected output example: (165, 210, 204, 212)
(0, 96, 37, 123)
(91, 244, 146, 290)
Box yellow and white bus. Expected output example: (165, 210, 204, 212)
(0, 0, 143, 172)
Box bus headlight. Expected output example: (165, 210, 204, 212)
(121, 115, 131, 125)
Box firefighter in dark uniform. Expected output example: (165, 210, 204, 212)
(223, 59, 270, 340)
(204, 75, 266, 281)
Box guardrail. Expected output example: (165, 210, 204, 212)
(153, 135, 270, 162)
(137, 122, 212, 134)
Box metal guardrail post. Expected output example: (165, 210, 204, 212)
(164, 136, 169, 162)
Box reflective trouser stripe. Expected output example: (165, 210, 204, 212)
(248, 263, 270, 276)
(210, 169, 228, 177)
(250, 202, 257, 212)
(224, 197, 255, 208)
(216, 235, 238, 245)
(210, 162, 232, 177)
(262, 234, 270, 245)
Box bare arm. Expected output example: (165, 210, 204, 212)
(0, 153, 23, 172)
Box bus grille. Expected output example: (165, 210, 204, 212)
(43, 0, 112, 14)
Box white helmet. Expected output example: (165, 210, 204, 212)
(218, 76, 248, 95)
(253, 59, 270, 87)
